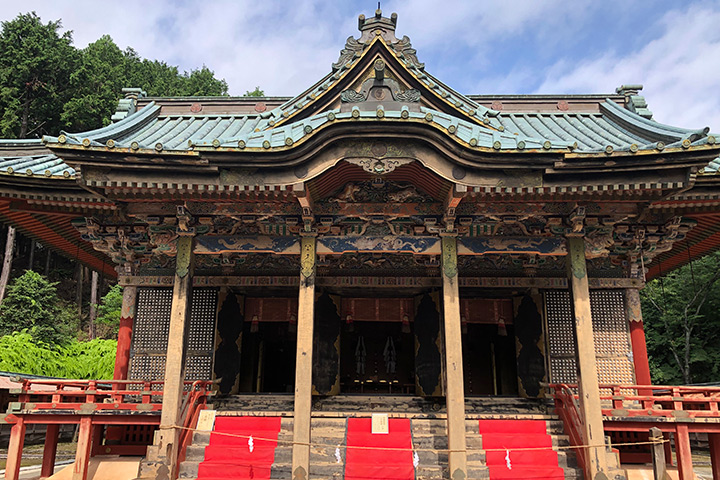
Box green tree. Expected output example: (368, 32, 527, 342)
(0, 270, 73, 344)
(0, 12, 229, 136)
(641, 252, 720, 384)
(0, 12, 77, 138)
(244, 86, 265, 97)
(94, 283, 123, 338)
(61, 35, 126, 131)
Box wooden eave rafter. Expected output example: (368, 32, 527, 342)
(0, 200, 116, 276)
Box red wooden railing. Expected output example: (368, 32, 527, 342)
(177, 380, 213, 467)
(550, 383, 587, 474)
(7, 377, 214, 478)
(599, 383, 720, 417)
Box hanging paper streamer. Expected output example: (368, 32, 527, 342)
(505, 449, 512, 470)
(413, 451, 419, 468)
(248, 435, 254, 453)
(335, 445, 342, 464)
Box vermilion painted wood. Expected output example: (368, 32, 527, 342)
(675, 424, 694, 480)
(40, 424, 60, 479)
(629, 320, 652, 385)
(5, 417, 26, 480)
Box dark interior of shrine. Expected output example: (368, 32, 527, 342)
(219, 290, 526, 397)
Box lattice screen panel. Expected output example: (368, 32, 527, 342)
(545, 291, 577, 384)
(129, 288, 217, 382)
(545, 290, 634, 387)
(590, 290, 634, 388)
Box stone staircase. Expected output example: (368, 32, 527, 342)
(178, 395, 625, 479)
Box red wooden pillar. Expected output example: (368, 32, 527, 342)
(664, 432, 674, 466)
(675, 424, 694, 480)
(709, 433, 720, 480)
(40, 424, 60, 479)
(73, 417, 94, 480)
(5, 416, 26, 480)
(625, 289, 652, 385)
(113, 285, 137, 380)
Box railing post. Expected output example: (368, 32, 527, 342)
(40, 424, 60, 479)
(73, 416, 94, 480)
(675, 424, 694, 480)
(5, 416, 26, 480)
(708, 432, 720, 480)
(649, 427, 667, 480)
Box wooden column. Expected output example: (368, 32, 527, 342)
(675, 424, 694, 480)
(156, 235, 195, 479)
(0, 225, 16, 302)
(40, 424, 60, 479)
(292, 235, 316, 480)
(73, 416, 94, 480)
(625, 288, 652, 385)
(89, 271, 99, 339)
(441, 235, 467, 480)
(113, 285, 137, 380)
(566, 236, 608, 479)
(5, 416, 26, 480)
(708, 432, 720, 480)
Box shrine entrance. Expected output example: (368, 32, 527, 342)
(339, 297, 417, 394)
(460, 297, 519, 396)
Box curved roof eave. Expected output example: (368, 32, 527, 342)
(43, 102, 161, 147)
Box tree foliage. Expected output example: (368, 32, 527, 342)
(0, 12, 229, 136)
(0, 12, 77, 138)
(0, 270, 76, 344)
(244, 86, 265, 97)
(641, 252, 720, 384)
(94, 283, 123, 338)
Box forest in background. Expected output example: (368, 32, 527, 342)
(0, 12, 717, 385)
(0, 12, 261, 379)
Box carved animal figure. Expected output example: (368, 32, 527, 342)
(387, 186, 421, 203)
(331, 183, 361, 203)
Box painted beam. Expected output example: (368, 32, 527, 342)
(317, 235, 440, 254)
(195, 235, 300, 254)
(458, 236, 566, 255)
(118, 275, 642, 289)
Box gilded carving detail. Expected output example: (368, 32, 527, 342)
(567, 237, 587, 280)
(300, 236, 317, 279)
(175, 236, 193, 278)
(441, 236, 458, 278)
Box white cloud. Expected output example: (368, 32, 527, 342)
(535, 4, 720, 131)
(0, 0, 718, 134)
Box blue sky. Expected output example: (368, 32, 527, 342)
(1, 0, 719, 131)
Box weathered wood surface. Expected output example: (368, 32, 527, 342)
(566, 236, 608, 479)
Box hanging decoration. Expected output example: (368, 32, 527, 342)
(355, 336, 366, 374)
(248, 435, 254, 453)
(383, 336, 397, 374)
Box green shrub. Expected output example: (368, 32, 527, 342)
(0, 270, 72, 344)
(0, 331, 116, 379)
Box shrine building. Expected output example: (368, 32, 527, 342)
(3, 9, 720, 480)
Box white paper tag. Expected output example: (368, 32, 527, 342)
(371, 413, 389, 434)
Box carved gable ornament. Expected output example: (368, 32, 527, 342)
(340, 59, 421, 107)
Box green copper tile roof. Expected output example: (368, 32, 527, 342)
(43, 97, 717, 157)
(497, 99, 715, 153)
(0, 139, 74, 178)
